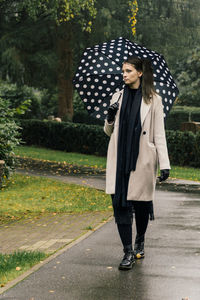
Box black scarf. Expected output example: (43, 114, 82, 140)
(113, 85, 142, 207)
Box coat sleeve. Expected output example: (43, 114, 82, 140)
(154, 96, 171, 170)
(104, 119, 114, 137)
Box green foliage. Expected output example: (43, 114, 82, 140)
(88, 0, 134, 44)
(166, 130, 196, 167)
(135, 0, 200, 71)
(0, 97, 29, 180)
(176, 48, 200, 106)
(0, 0, 98, 119)
(40, 90, 59, 118)
(73, 111, 104, 126)
(195, 132, 200, 162)
(1, 0, 200, 118)
(13, 0, 97, 31)
(0, 81, 40, 118)
(166, 106, 200, 130)
(19, 119, 200, 167)
(0, 0, 58, 88)
(19, 119, 109, 156)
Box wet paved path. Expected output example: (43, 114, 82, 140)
(1, 189, 200, 300)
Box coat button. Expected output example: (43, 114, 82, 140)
(143, 131, 146, 135)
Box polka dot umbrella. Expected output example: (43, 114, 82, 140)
(73, 37, 179, 120)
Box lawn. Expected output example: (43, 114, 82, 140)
(15, 145, 200, 181)
(15, 145, 106, 169)
(0, 251, 47, 287)
(0, 173, 112, 224)
(169, 165, 200, 182)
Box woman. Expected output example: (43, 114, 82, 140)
(104, 56, 170, 271)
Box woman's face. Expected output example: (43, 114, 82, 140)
(122, 63, 143, 88)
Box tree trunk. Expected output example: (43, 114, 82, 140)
(57, 23, 74, 121)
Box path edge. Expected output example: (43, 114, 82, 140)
(0, 215, 113, 295)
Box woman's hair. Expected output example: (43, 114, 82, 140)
(123, 56, 155, 103)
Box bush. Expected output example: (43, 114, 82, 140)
(73, 111, 104, 126)
(166, 130, 196, 166)
(19, 119, 200, 167)
(0, 81, 41, 119)
(19, 119, 109, 156)
(166, 106, 200, 130)
(176, 47, 200, 107)
(194, 132, 200, 165)
(40, 90, 58, 118)
(0, 98, 21, 180)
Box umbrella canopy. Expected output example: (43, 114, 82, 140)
(73, 37, 179, 120)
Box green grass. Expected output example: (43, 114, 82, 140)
(169, 165, 200, 182)
(15, 145, 200, 182)
(15, 145, 106, 169)
(0, 251, 47, 286)
(0, 173, 112, 224)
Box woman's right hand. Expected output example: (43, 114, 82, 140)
(107, 102, 119, 123)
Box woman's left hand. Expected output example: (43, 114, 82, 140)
(158, 169, 169, 182)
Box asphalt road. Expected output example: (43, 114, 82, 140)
(1, 189, 200, 300)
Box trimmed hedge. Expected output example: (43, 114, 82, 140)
(166, 106, 200, 130)
(19, 120, 200, 167)
(166, 130, 198, 167)
(19, 119, 109, 156)
(73, 111, 104, 126)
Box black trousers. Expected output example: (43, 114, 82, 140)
(111, 195, 152, 247)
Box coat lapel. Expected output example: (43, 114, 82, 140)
(140, 98, 152, 126)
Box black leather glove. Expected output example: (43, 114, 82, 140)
(158, 169, 169, 182)
(107, 102, 119, 123)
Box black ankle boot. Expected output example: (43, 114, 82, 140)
(134, 234, 145, 259)
(118, 245, 135, 270)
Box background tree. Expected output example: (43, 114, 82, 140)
(1, 0, 200, 114)
(0, 0, 97, 120)
(135, 0, 200, 71)
(176, 48, 200, 107)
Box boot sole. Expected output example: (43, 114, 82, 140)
(118, 261, 135, 270)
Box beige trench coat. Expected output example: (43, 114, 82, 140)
(104, 89, 170, 201)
